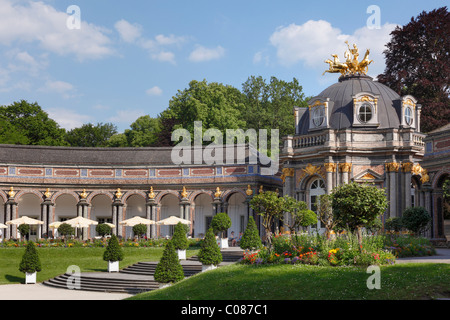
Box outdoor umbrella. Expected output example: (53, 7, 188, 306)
(63, 216, 98, 228)
(119, 216, 155, 227)
(6, 216, 44, 226)
(48, 221, 63, 229)
(0, 223, 7, 228)
(103, 222, 116, 228)
(156, 216, 191, 225)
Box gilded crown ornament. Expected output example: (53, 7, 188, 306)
(44, 188, 52, 199)
(7, 186, 16, 199)
(148, 186, 156, 199)
(181, 186, 188, 199)
(214, 187, 222, 198)
(115, 188, 123, 199)
(80, 189, 88, 199)
(323, 42, 373, 76)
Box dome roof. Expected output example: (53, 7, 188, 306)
(297, 74, 403, 135)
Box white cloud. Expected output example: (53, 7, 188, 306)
(47, 108, 92, 130)
(38, 80, 77, 98)
(108, 109, 146, 125)
(146, 86, 163, 96)
(151, 51, 176, 64)
(0, 0, 114, 61)
(269, 20, 397, 77)
(189, 45, 225, 62)
(115, 19, 142, 43)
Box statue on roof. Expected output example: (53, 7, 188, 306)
(323, 42, 373, 76)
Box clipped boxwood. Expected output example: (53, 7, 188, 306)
(402, 207, 432, 235)
(211, 212, 231, 238)
(154, 240, 185, 283)
(103, 234, 124, 262)
(19, 241, 42, 273)
(239, 216, 261, 250)
(198, 228, 222, 266)
(132, 223, 147, 239)
(96, 223, 112, 237)
(58, 223, 75, 239)
(172, 222, 189, 250)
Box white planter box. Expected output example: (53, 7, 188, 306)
(220, 238, 228, 249)
(202, 264, 217, 272)
(177, 249, 186, 260)
(25, 272, 36, 284)
(108, 261, 119, 272)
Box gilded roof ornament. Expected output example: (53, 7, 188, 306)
(115, 188, 123, 199)
(323, 42, 373, 76)
(214, 187, 222, 198)
(245, 185, 253, 196)
(7, 187, 16, 199)
(181, 186, 188, 199)
(148, 186, 156, 199)
(44, 188, 52, 199)
(80, 189, 88, 199)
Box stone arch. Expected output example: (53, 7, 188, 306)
(122, 190, 147, 202)
(0, 190, 7, 203)
(299, 174, 325, 191)
(52, 190, 79, 203)
(86, 190, 114, 204)
(156, 190, 181, 204)
(432, 170, 450, 189)
(222, 188, 247, 202)
(189, 190, 214, 203)
(15, 189, 44, 203)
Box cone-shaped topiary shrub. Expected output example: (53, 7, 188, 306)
(19, 241, 42, 274)
(239, 216, 262, 250)
(154, 240, 185, 283)
(198, 228, 222, 266)
(172, 222, 189, 251)
(103, 234, 124, 262)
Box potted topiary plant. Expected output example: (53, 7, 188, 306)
(96, 223, 112, 239)
(172, 222, 189, 260)
(19, 240, 41, 284)
(198, 228, 222, 272)
(211, 212, 232, 249)
(154, 240, 184, 288)
(18, 224, 30, 241)
(132, 223, 147, 240)
(239, 216, 261, 251)
(103, 234, 124, 272)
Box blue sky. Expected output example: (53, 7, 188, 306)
(0, 0, 445, 132)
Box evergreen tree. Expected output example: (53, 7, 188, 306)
(19, 241, 42, 274)
(172, 222, 189, 251)
(239, 216, 261, 250)
(103, 234, 124, 262)
(154, 240, 185, 283)
(198, 228, 222, 266)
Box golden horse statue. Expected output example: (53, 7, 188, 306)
(322, 54, 349, 76)
(357, 49, 373, 75)
(323, 42, 373, 76)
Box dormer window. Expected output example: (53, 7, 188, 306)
(312, 106, 325, 127)
(352, 92, 379, 127)
(308, 98, 330, 131)
(404, 106, 413, 126)
(400, 96, 417, 128)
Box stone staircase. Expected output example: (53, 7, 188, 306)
(42, 248, 243, 294)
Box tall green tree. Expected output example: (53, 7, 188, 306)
(377, 7, 449, 133)
(66, 122, 117, 147)
(124, 115, 161, 147)
(0, 116, 29, 144)
(0, 100, 67, 146)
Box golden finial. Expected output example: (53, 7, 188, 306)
(80, 189, 88, 199)
(259, 185, 263, 193)
(245, 185, 253, 196)
(7, 187, 16, 198)
(214, 187, 222, 198)
(44, 188, 51, 199)
(181, 186, 188, 199)
(148, 186, 156, 199)
(115, 188, 123, 199)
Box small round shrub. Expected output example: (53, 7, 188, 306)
(19, 241, 42, 274)
(402, 207, 431, 235)
(211, 212, 231, 238)
(198, 228, 222, 266)
(172, 222, 189, 251)
(154, 240, 185, 283)
(239, 216, 261, 250)
(132, 223, 147, 238)
(58, 223, 75, 239)
(96, 223, 112, 237)
(103, 234, 124, 262)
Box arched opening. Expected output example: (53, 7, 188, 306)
(54, 194, 77, 222)
(159, 193, 179, 237)
(125, 194, 146, 239)
(227, 192, 247, 240)
(308, 178, 325, 233)
(193, 193, 213, 238)
(17, 193, 41, 240)
(90, 194, 112, 238)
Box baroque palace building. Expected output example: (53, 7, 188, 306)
(280, 42, 448, 244)
(0, 144, 281, 240)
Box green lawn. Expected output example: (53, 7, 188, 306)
(129, 263, 450, 300)
(0, 246, 198, 284)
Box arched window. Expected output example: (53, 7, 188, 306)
(309, 179, 325, 231)
(358, 103, 373, 123)
(405, 107, 413, 126)
(312, 106, 325, 127)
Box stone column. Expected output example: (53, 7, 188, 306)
(324, 163, 336, 194)
(385, 162, 400, 218)
(339, 163, 352, 184)
(402, 162, 413, 212)
(112, 202, 124, 238)
(145, 202, 152, 239)
(4, 200, 16, 239)
(41, 200, 54, 238)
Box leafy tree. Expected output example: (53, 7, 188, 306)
(331, 182, 388, 249)
(210, 212, 232, 238)
(19, 241, 42, 274)
(377, 7, 449, 133)
(198, 228, 222, 266)
(402, 207, 432, 235)
(316, 194, 337, 239)
(154, 240, 185, 283)
(96, 224, 112, 237)
(132, 223, 147, 239)
(124, 115, 161, 147)
(250, 190, 288, 249)
(160, 79, 246, 141)
(103, 234, 124, 262)
(0, 116, 29, 144)
(283, 197, 317, 233)
(0, 100, 67, 146)
(239, 216, 261, 250)
(241, 76, 309, 142)
(107, 133, 129, 147)
(66, 122, 117, 147)
(384, 217, 404, 233)
(58, 223, 75, 240)
(18, 224, 30, 240)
